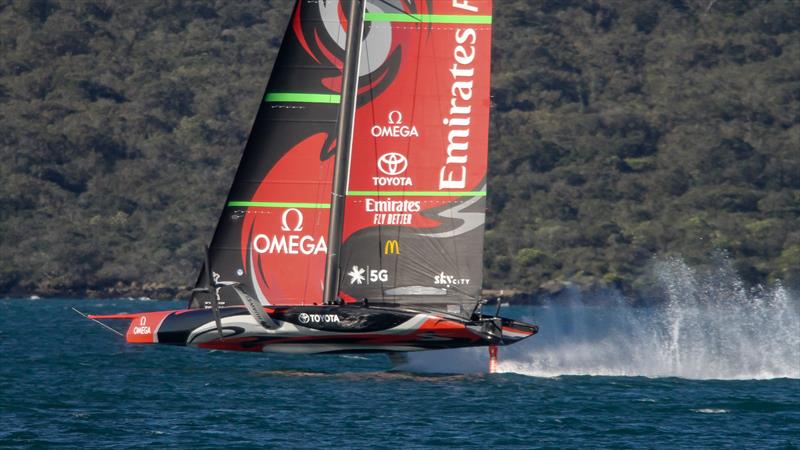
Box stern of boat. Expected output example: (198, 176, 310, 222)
(498, 317, 539, 345)
(465, 314, 538, 346)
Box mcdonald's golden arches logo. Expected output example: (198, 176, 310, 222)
(384, 240, 400, 255)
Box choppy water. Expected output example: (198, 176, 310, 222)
(1, 262, 798, 448)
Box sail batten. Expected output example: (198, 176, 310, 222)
(227, 201, 331, 209)
(265, 92, 342, 103)
(364, 13, 492, 23)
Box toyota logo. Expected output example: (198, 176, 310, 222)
(377, 153, 408, 176)
(298, 313, 310, 324)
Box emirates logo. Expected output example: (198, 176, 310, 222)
(377, 153, 408, 177)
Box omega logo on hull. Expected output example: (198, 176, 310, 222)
(133, 316, 151, 335)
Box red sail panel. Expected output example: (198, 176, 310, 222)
(340, 0, 493, 317)
(236, 134, 333, 306)
(191, 1, 352, 308)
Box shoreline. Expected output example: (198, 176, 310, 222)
(3, 280, 664, 306)
(5, 278, 794, 306)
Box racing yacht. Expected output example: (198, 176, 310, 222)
(86, 0, 537, 371)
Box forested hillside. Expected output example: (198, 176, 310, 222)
(1, 0, 798, 299)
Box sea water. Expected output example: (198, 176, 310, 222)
(1, 261, 798, 449)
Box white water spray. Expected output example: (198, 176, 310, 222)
(410, 257, 800, 380)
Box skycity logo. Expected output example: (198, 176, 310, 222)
(434, 272, 471, 287)
(371, 111, 419, 138)
(252, 208, 327, 255)
(374, 152, 412, 187)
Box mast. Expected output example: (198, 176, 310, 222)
(323, 0, 366, 305)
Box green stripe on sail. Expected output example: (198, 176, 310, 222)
(364, 12, 492, 24)
(347, 191, 487, 197)
(228, 201, 330, 209)
(264, 93, 341, 104)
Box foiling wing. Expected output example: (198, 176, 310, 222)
(339, 0, 494, 318)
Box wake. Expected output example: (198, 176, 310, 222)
(410, 257, 800, 380)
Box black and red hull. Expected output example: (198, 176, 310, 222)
(89, 305, 537, 354)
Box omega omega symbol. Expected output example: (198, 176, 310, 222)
(281, 208, 304, 232)
(387, 110, 403, 125)
(377, 153, 408, 177)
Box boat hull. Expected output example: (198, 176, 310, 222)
(89, 305, 537, 354)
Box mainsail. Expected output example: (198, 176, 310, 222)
(192, 0, 494, 319)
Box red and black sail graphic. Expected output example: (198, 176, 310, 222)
(191, 0, 347, 308)
(192, 0, 493, 318)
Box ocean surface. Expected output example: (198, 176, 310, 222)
(2, 264, 799, 449)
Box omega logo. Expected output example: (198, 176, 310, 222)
(371, 111, 419, 138)
(281, 208, 304, 232)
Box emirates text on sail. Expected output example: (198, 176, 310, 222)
(438, 6, 478, 190)
(366, 198, 420, 225)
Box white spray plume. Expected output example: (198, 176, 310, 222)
(408, 256, 799, 380)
